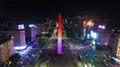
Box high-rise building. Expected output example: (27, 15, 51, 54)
(0, 23, 41, 51)
(25, 24, 42, 43)
(8, 30, 26, 46)
(108, 30, 120, 58)
(97, 30, 112, 45)
(0, 34, 14, 65)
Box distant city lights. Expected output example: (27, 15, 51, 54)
(87, 21, 92, 26)
(14, 45, 27, 50)
(92, 32, 97, 39)
(83, 21, 87, 27)
(98, 25, 105, 29)
(90, 31, 97, 39)
(87, 21, 94, 27)
(18, 24, 24, 30)
(29, 24, 36, 28)
(87, 34, 90, 38)
(98, 25, 102, 28)
(92, 40, 96, 45)
(101, 25, 105, 29)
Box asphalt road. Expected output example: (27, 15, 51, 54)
(34, 38, 120, 67)
(35, 40, 75, 67)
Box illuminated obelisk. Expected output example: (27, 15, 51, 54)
(57, 14, 62, 54)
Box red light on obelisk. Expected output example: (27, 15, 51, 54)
(57, 14, 62, 54)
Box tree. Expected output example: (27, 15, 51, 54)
(9, 53, 21, 64)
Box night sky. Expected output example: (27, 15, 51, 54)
(0, 0, 120, 18)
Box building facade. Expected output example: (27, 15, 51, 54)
(8, 30, 26, 46)
(97, 30, 112, 45)
(0, 35, 14, 65)
(108, 31, 120, 58)
(25, 24, 42, 43)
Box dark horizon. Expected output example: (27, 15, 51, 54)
(0, 0, 119, 17)
(0, 0, 120, 25)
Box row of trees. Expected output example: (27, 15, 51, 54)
(0, 53, 23, 67)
